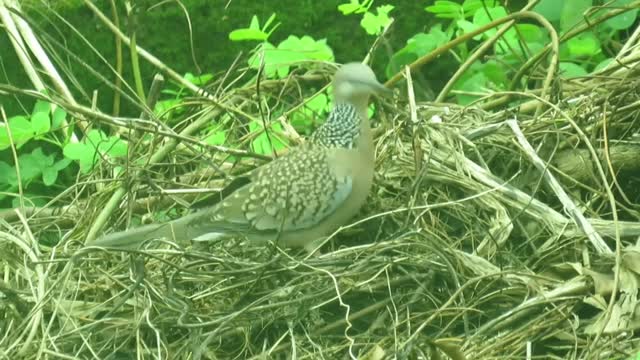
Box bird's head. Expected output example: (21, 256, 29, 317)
(332, 62, 390, 108)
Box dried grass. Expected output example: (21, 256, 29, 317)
(2, 2, 640, 360)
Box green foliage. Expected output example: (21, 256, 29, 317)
(388, 0, 640, 104)
(425, 0, 497, 19)
(5, 0, 634, 210)
(154, 72, 214, 121)
(63, 129, 128, 174)
(291, 93, 330, 133)
(0, 100, 67, 150)
(228, 2, 396, 154)
(0, 99, 75, 207)
(338, 1, 394, 35)
(387, 25, 449, 78)
(532, 0, 638, 79)
(230, 12, 335, 79)
(559, 62, 589, 77)
(249, 121, 288, 155)
(0, 148, 70, 192)
(602, 0, 638, 29)
(248, 36, 334, 78)
(337, 0, 373, 15)
(204, 126, 227, 146)
(360, 5, 394, 35)
(228, 13, 279, 42)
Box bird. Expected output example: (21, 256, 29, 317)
(87, 62, 389, 251)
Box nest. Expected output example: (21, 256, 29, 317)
(2, 7, 640, 360)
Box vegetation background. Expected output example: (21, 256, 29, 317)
(1, 0, 640, 359)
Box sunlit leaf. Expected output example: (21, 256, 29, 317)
(425, 1, 463, 19)
(559, 62, 588, 78)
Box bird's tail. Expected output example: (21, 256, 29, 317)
(87, 222, 181, 250)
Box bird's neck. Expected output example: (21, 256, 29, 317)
(310, 102, 364, 149)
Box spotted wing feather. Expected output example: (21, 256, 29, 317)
(192, 146, 352, 234)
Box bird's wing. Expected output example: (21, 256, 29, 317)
(188, 147, 353, 235)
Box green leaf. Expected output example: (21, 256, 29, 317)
(338, 0, 365, 15)
(594, 58, 614, 72)
(386, 48, 418, 79)
(249, 121, 288, 155)
(456, 19, 476, 34)
(566, 32, 601, 57)
(559, 62, 588, 78)
(386, 26, 449, 77)
(7, 116, 34, 146)
(0, 161, 16, 185)
(63, 130, 127, 174)
(155, 98, 181, 118)
(52, 107, 67, 130)
(603, 0, 638, 30)
(248, 36, 334, 78)
(495, 24, 547, 58)
(62, 142, 87, 160)
(0, 127, 8, 150)
(455, 71, 488, 105)
(494, 29, 521, 54)
(32, 100, 50, 115)
(63, 140, 97, 174)
(184, 72, 214, 85)
(517, 24, 547, 44)
(462, 0, 497, 18)
(360, 5, 394, 35)
(229, 28, 269, 42)
(534, 0, 564, 22)
(291, 93, 329, 132)
(480, 61, 508, 88)
(473, 6, 508, 40)
(42, 167, 58, 186)
(249, 14, 260, 30)
(204, 129, 226, 145)
(279, 36, 333, 62)
(408, 31, 449, 54)
(99, 137, 128, 158)
(229, 14, 279, 42)
(17, 148, 56, 186)
(54, 157, 72, 171)
(425, 1, 463, 19)
(31, 111, 50, 136)
(86, 129, 106, 147)
(367, 103, 376, 118)
(560, 0, 592, 31)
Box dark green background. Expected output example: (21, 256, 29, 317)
(1, 0, 438, 117)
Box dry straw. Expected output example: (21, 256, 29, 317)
(1, 1, 640, 359)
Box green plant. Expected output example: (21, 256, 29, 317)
(247, 35, 334, 79)
(0, 100, 68, 150)
(386, 0, 639, 104)
(62, 129, 128, 174)
(534, 0, 637, 76)
(338, 0, 394, 35)
(229, 13, 334, 79)
(0, 148, 71, 207)
(290, 93, 330, 133)
(0, 100, 74, 207)
(228, 13, 280, 42)
(227, 13, 338, 155)
(154, 72, 214, 122)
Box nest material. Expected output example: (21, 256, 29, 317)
(2, 24, 640, 360)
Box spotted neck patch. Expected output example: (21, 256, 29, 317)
(310, 103, 362, 149)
